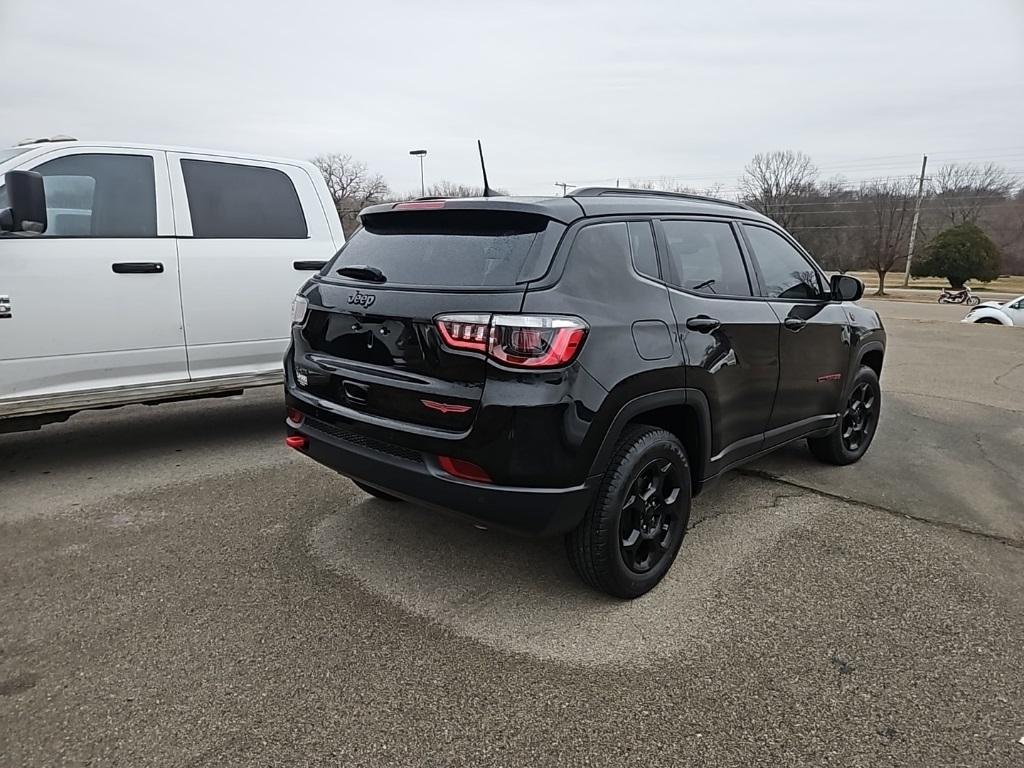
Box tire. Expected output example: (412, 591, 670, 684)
(566, 425, 691, 599)
(807, 365, 881, 466)
(967, 296, 980, 306)
(352, 480, 403, 502)
(976, 318, 1001, 324)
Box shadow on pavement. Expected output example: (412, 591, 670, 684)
(0, 391, 285, 480)
(309, 472, 802, 666)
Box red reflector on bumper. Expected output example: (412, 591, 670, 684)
(438, 456, 492, 483)
(285, 435, 308, 450)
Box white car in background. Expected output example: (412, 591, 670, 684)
(0, 138, 344, 433)
(962, 296, 1024, 326)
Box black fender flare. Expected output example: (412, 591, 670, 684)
(854, 339, 885, 377)
(838, 339, 885, 404)
(588, 387, 712, 486)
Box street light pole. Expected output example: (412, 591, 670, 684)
(409, 149, 427, 197)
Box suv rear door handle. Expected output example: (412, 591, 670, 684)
(783, 318, 807, 331)
(293, 260, 327, 271)
(112, 262, 163, 274)
(685, 315, 721, 333)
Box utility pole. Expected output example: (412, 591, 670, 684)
(903, 154, 928, 288)
(554, 182, 573, 196)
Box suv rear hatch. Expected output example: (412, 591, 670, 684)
(292, 204, 565, 433)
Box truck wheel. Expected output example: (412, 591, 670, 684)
(808, 366, 881, 465)
(566, 425, 691, 599)
(352, 480, 403, 502)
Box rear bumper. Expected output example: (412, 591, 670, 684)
(287, 414, 598, 537)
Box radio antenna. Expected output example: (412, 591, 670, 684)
(477, 139, 495, 197)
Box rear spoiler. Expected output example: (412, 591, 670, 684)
(359, 196, 584, 225)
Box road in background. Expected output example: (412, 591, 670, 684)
(2, 300, 1023, 767)
(755, 298, 1024, 541)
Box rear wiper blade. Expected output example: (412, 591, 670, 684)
(336, 265, 387, 283)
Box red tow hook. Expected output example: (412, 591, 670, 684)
(285, 435, 308, 450)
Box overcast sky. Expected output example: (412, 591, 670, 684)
(2, 0, 1022, 196)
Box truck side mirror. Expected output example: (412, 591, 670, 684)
(0, 170, 47, 234)
(830, 274, 863, 302)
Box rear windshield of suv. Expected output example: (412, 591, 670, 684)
(328, 210, 548, 288)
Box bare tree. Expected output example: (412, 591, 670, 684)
(311, 153, 391, 236)
(424, 180, 504, 198)
(738, 150, 819, 230)
(932, 162, 1015, 225)
(856, 178, 918, 295)
(791, 178, 863, 273)
(625, 179, 731, 198)
(981, 195, 1024, 274)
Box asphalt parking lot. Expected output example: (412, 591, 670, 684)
(2, 300, 1023, 767)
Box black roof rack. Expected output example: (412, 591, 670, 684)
(570, 186, 752, 211)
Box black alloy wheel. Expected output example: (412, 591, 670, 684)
(840, 380, 876, 453)
(619, 458, 684, 574)
(807, 365, 881, 466)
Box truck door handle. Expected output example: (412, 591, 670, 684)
(783, 318, 807, 331)
(293, 260, 327, 271)
(112, 262, 164, 274)
(685, 315, 721, 333)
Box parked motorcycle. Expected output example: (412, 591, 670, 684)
(938, 286, 980, 306)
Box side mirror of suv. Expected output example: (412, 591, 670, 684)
(0, 171, 48, 235)
(830, 274, 863, 302)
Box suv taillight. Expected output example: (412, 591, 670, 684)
(435, 313, 588, 369)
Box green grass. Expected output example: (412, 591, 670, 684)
(848, 272, 1024, 294)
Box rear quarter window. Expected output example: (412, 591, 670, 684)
(182, 159, 307, 239)
(329, 210, 549, 288)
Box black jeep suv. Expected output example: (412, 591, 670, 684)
(284, 188, 885, 598)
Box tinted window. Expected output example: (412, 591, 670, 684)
(330, 210, 547, 287)
(569, 221, 632, 279)
(32, 153, 156, 237)
(661, 220, 751, 297)
(743, 225, 824, 300)
(182, 160, 307, 238)
(628, 221, 659, 279)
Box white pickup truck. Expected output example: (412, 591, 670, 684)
(0, 138, 344, 433)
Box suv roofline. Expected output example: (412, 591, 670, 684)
(358, 192, 772, 228)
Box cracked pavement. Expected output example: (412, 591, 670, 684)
(2, 299, 1023, 767)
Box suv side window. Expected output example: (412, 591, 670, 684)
(742, 224, 825, 300)
(181, 160, 307, 239)
(627, 221, 659, 279)
(31, 153, 157, 237)
(661, 220, 752, 297)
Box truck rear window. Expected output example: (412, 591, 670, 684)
(328, 210, 548, 288)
